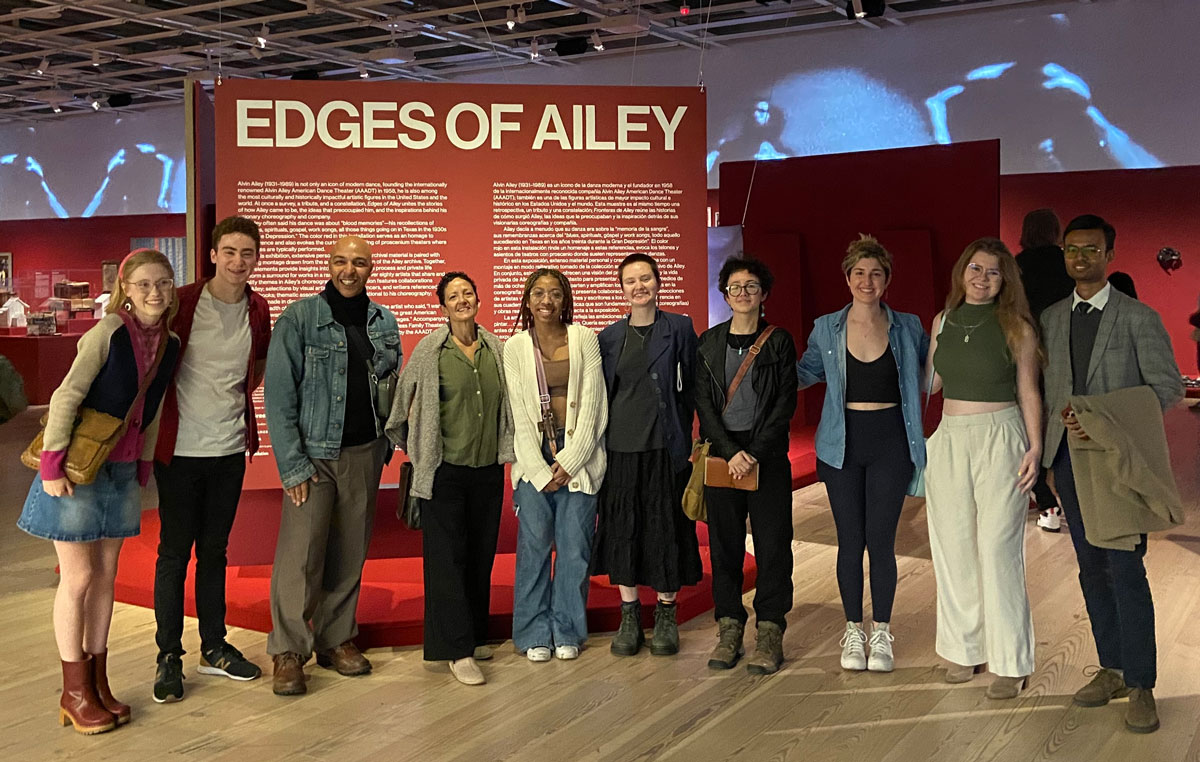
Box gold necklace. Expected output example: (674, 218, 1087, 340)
(951, 311, 993, 343)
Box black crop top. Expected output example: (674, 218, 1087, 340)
(845, 346, 902, 404)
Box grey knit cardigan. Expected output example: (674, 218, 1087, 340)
(384, 324, 515, 500)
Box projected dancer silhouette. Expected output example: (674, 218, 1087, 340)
(706, 100, 788, 174)
(926, 62, 1164, 171)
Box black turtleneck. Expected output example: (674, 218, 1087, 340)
(322, 281, 376, 446)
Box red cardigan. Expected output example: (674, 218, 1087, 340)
(154, 280, 272, 465)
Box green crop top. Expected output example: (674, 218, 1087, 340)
(932, 302, 1016, 403)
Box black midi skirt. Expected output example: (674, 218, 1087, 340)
(592, 448, 702, 592)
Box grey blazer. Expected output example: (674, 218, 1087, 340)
(1040, 289, 1183, 467)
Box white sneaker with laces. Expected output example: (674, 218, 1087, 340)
(867, 623, 895, 672)
(526, 646, 552, 663)
(839, 622, 867, 671)
(554, 645, 580, 660)
(1037, 506, 1063, 532)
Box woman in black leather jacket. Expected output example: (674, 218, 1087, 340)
(695, 256, 797, 676)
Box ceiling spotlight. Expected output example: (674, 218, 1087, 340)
(91, 98, 101, 111)
(516, 5, 526, 24)
(506, 7, 516, 30)
(52, 104, 62, 113)
(530, 37, 539, 60)
(358, 63, 368, 79)
(255, 24, 269, 48)
(680, 3, 691, 15)
(91, 51, 101, 66)
(844, 0, 885, 20)
(591, 31, 604, 51)
(34, 57, 49, 75)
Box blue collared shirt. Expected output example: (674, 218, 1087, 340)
(796, 303, 930, 470)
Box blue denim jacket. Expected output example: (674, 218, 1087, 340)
(796, 303, 929, 470)
(264, 292, 401, 488)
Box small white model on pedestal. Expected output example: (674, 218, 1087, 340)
(0, 297, 29, 328)
(94, 293, 111, 319)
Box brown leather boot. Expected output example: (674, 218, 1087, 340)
(316, 641, 371, 676)
(272, 653, 307, 696)
(88, 651, 131, 725)
(59, 656, 117, 735)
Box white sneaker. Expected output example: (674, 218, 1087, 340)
(839, 622, 867, 671)
(554, 645, 580, 660)
(867, 623, 895, 672)
(526, 647, 552, 663)
(1037, 506, 1063, 532)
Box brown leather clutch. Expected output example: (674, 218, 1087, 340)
(703, 457, 759, 491)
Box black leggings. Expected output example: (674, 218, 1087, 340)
(816, 407, 913, 623)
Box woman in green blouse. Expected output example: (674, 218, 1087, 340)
(386, 272, 515, 686)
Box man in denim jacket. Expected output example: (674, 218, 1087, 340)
(263, 236, 401, 697)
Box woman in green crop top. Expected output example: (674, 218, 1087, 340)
(924, 238, 1042, 700)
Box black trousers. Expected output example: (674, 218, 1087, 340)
(816, 407, 912, 624)
(421, 462, 505, 661)
(153, 453, 247, 657)
(705, 432, 794, 629)
(1053, 439, 1157, 688)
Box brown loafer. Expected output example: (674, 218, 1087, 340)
(272, 652, 307, 696)
(316, 641, 371, 676)
(1125, 688, 1160, 734)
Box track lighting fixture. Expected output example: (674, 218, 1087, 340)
(506, 7, 516, 30)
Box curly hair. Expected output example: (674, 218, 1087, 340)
(718, 256, 774, 296)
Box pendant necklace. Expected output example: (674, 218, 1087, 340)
(631, 322, 654, 348)
(730, 332, 755, 356)
(953, 311, 993, 343)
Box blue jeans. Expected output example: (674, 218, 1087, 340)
(1053, 439, 1156, 688)
(512, 479, 598, 651)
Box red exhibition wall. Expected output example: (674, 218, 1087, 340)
(1000, 166, 1200, 374)
(214, 80, 708, 488)
(0, 213, 186, 292)
(719, 140, 1001, 426)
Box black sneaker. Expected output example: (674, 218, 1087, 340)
(153, 653, 185, 703)
(197, 643, 262, 681)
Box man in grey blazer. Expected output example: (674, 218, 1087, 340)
(1041, 214, 1183, 734)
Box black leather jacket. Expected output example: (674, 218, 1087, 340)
(696, 319, 798, 462)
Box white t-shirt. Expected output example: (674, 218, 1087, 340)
(174, 286, 252, 457)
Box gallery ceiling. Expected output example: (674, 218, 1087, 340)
(0, 0, 1078, 123)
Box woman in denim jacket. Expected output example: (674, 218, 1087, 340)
(796, 236, 928, 674)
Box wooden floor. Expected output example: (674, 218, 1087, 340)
(3, 405, 1200, 762)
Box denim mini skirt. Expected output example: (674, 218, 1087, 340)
(17, 461, 142, 542)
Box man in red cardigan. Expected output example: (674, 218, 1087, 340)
(151, 216, 272, 703)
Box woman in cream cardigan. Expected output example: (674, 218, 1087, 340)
(504, 268, 608, 662)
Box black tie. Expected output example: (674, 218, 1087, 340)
(1075, 302, 1092, 316)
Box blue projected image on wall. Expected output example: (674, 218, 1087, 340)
(706, 49, 1170, 184)
(0, 109, 185, 220)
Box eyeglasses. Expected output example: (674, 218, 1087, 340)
(725, 282, 762, 296)
(126, 278, 175, 294)
(1064, 244, 1104, 258)
(965, 263, 1002, 280)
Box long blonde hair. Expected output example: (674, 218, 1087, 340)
(944, 237, 1037, 359)
(107, 248, 179, 326)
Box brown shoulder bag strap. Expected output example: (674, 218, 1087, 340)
(721, 325, 776, 415)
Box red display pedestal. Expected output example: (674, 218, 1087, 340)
(0, 326, 29, 336)
(0, 334, 80, 404)
(66, 318, 99, 334)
